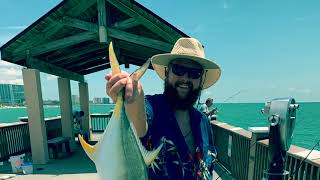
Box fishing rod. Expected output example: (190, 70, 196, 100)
(288, 137, 320, 179)
(220, 89, 245, 104)
(196, 89, 246, 109)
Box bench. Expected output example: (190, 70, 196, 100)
(47, 137, 71, 159)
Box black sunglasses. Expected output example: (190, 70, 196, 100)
(170, 63, 203, 79)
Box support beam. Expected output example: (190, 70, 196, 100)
(79, 82, 91, 141)
(61, 17, 172, 51)
(107, 0, 177, 43)
(67, 55, 107, 69)
(112, 18, 140, 30)
(26, 57, 84, 82)
(58, 78, 76, 151)
(13, 32, 97, 61)
(59, 49, 106, 66)
(61, 16, 97, 32)
(108, 28, 172, 52)
(22, 69, 49, 164)
(49, 44, 105, 64)
(13, 0, 97, 54)
(80, 63, 111, 75)
(97, 0, 107, 43)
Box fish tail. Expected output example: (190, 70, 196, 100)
(78, 134, 96, 161)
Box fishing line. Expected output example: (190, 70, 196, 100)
(288, 137, 320, 179)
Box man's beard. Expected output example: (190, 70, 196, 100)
(163, 78, 201, 110)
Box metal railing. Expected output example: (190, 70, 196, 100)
(212, 122, 251, 180)
(0, 122, 30, 162)
(0, 117, 61, 162)
(0, 114, 111, 161)
(211, 121, 320, 180)
(90, 113, 112, 132)
(1, 115, 319, 180)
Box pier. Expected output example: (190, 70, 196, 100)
(0, 115, 319, 179)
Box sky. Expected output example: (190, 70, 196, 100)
(0, 0, 319, 103)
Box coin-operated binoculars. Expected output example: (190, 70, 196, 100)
(261, 98, 299, 180)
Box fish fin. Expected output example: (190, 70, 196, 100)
(109, 41, 121, 75)
(129, 58, 151, 81)
(140, 137, 165, 166)
(129, 120, 164, 166)
(78, 134, 96, 161)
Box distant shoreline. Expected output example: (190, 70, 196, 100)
(0, 103, 115, 109)
(0, 106, 26, 109)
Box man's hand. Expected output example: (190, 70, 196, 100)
(105, 72, 143, 104)
(105, 71, 147, 137)
(209, 108, 218, 115)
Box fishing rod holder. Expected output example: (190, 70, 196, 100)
(261, 97, 299, 180)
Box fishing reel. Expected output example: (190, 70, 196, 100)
(261, 97, 299, 180)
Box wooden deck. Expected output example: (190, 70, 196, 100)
(0, 133, 231, 180)
(0, 145, 97, 180)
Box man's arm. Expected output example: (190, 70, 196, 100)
(106, 72, 148, 137)
(124, 88, 148, 137)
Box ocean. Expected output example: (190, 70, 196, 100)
(0, 102, 319, 150)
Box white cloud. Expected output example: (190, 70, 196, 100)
(190, 24, 203, 34)
(223, 1, 229, 9)
(0, 60, 23, 85)
(288, 87, 312, 94)
(288, 87, 296, 91)
(0, 67, 22, 76)
(0, 26, 27, 30)
(0, 60, 17, 67)
(203, 90, 212, 95)
(300, 88, 312, 94)
(47, 75, 57, 81)
(0, 78, 23, 85)
(0, 34, 17, 45)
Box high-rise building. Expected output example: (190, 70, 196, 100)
(71, 95, 80, 104)
(93, 97, 110, 104)
(0, 84, 25, 106)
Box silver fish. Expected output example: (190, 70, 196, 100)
(79, 42, 164, 180)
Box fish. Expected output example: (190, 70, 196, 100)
(78, 42, 164, 180)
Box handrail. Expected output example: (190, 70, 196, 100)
(211, 120, 320, 180)
(1, 116, 318, 179)
(0, 114, 111, 161)
(90, 113, 112, 132)
(0, 117, 61, 161)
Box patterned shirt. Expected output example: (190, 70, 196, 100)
(141, 94, 216, 180)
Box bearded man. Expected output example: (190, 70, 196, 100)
(106, 38, 221, 179)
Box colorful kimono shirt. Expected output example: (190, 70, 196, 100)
(141, 94, 216, 180)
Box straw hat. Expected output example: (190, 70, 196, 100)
(151, 37, 221, 89)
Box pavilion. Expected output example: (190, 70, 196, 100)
(0, 0, 187, 164)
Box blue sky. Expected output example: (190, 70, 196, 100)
(0, 0, 319, 103)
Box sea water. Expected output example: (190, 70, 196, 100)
(1, 102, 319, 150)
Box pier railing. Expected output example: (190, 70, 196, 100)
(0, 117, 61, 162)
(1, 115, 319, 179)
(211, 120, 320, 180)
(90, 113, 112, 132)
(0, 114, 111, 161)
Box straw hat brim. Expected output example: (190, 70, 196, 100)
(151, 53, 221, 89)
